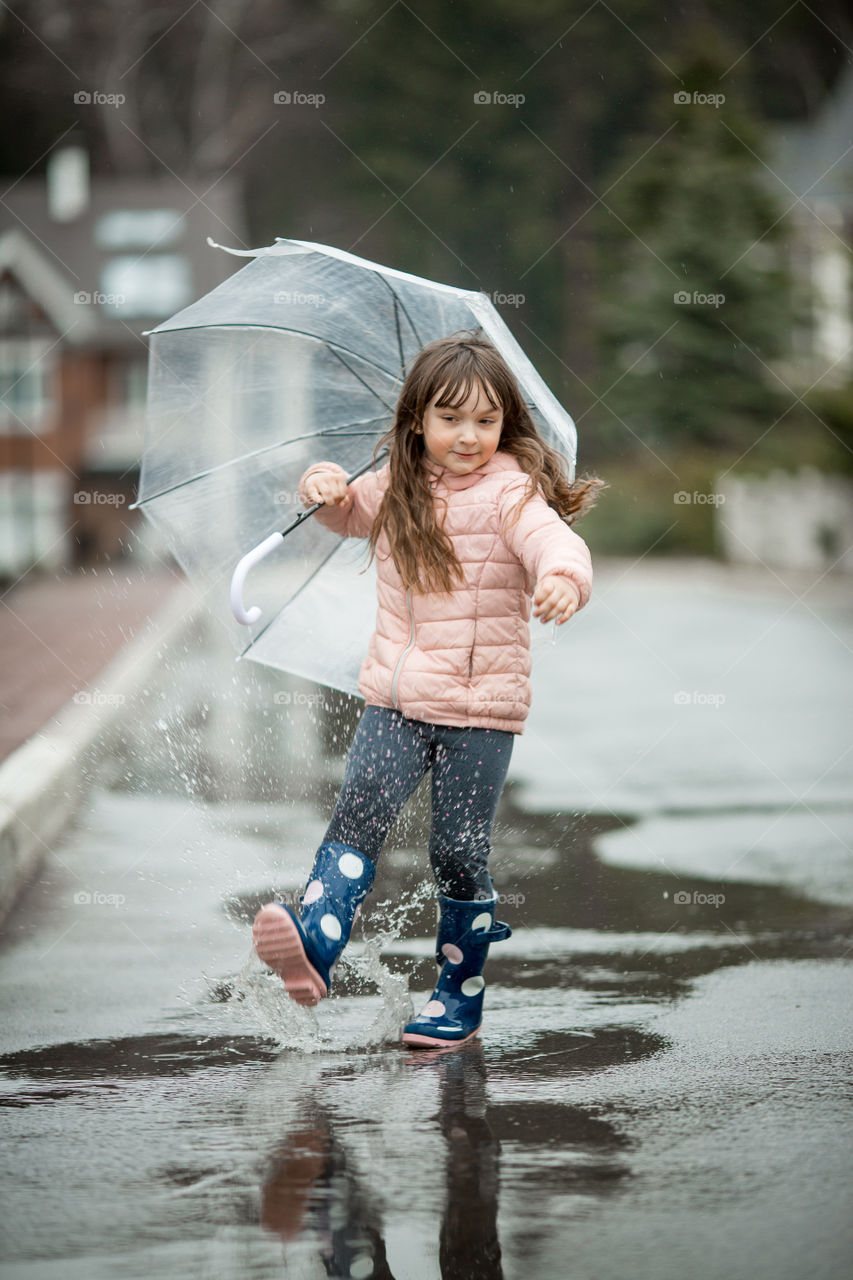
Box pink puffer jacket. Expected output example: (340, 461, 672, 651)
(298, 450, 593, 734)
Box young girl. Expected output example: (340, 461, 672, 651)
(253, 332, 602, 1048)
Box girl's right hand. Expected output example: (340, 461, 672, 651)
(303, 472, 352, 507)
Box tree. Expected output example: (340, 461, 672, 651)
(593, 23, 806, 458)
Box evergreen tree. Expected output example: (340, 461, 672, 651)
(593, 24, 805, 458)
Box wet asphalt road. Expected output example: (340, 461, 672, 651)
(1, 556, 852, 1280)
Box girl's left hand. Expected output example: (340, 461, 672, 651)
(533, 575, 581, 625)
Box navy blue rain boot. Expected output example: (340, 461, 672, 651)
(402, 892, 511, 1048)
(253, 842, 375, 1006)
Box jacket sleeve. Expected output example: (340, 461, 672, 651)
(497, 477, 593, 609)
(297, 461, 385, 539)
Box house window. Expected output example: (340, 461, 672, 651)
(0, 339, 54, 434)
(99, 255, 192, 318)
(95, 209, 183, 249)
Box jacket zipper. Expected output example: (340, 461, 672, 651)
(391, 588, 416, 710)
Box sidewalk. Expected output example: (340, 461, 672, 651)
(0, 566, 186, 763)
(0, 564, 199, 921)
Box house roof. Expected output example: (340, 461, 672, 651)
(0, 171, 247, 351)
(767, 63, 853, 211)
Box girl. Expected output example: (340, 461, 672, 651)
(253, 332, 603, 1048)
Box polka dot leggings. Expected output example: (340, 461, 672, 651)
(322, 705, 514, 900)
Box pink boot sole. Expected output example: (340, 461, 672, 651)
(252, 904, 327, 1007)
(401, 1025, 481, 1050)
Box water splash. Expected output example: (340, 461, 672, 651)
(212, 877, 437, 1052)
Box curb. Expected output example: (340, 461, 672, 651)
(0, 579, 201, 924)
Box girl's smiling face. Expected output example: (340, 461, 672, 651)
(420, 381, 504, 475)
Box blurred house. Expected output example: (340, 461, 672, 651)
(716, 67, 853, 575)
(767, 62, 853, 387)
(0, 144, 245, 579)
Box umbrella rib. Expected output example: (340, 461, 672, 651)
(392, 294, 405, 377)
(325, 345, 398, 415)
(374, 275, 425, 367)
(132, 422, 388, 508)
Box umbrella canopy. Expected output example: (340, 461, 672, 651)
(133, 238, 578, 695)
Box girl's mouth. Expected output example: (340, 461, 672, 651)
(454, 451, 478, 459)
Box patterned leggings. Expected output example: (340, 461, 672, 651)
(322, 705, 514, 900)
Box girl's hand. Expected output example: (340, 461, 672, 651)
(533, 574, 580, 625)
(303, 471, 352, 507)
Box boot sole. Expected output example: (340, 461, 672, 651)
(401, 1025, 481, 1049)
(252, 904, 327, 1007)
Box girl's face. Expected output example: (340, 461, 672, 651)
(419, 381, 504, 475)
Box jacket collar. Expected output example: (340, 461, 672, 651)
(423, 449, 522, 491)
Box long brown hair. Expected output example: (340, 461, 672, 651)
(366, 331, 606, 593)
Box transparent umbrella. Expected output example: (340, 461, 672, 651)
(132, 238, 578, 695)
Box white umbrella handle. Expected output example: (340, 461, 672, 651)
(230, 532, 284, 625)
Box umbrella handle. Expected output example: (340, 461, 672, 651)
(230, 532, 284, 625)
(230, 450, 388, 626)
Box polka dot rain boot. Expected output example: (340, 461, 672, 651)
(402, 892, 511, 1049)
(253, 842, 375, 1006)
